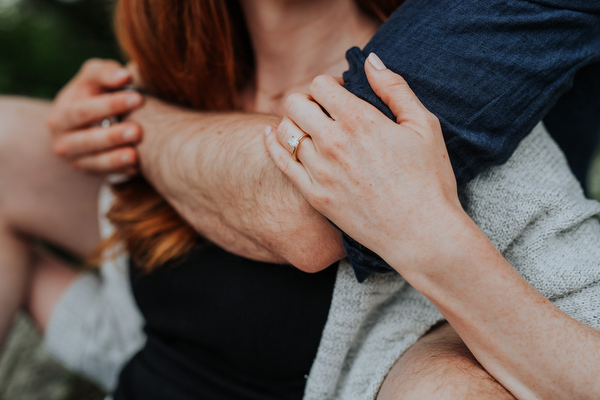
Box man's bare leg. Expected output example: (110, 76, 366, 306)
(377, 322, 516, 400)
(0, 97, 104, 347)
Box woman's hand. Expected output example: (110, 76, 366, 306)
(265, 53, 463, 271)
(267, 54, 600, 400)
(47, 59, 144, 175)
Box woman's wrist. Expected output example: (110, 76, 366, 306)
(379, 201, 487, 286)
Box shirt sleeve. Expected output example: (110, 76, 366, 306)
(341, 0, 600, 282)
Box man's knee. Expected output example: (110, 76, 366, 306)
(377, 323, 516, 400)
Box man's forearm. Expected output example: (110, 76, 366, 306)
(130, 98, 345, 271)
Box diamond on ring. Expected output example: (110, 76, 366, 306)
(288, 136, 300, 148)
(291, 133, 310, 162)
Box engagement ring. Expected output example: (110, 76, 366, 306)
(288, 133, 310, 162)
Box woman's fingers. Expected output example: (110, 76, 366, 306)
(264, 127, 313, 194)
(53, 123, 142, 159)
(365, 53, 434, 127)
(308, 75, 358, 121)
(70, 146, 138, 174)
(56, 91, 143, 132)
(284, 92, 334, 137)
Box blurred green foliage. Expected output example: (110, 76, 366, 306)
(0, 0, 121, 99)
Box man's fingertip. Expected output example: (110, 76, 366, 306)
(123, 127, 138, 141)
(119, 148, 138, 165)
(126, 93, 142, 107)
(114, 69, 130, 81)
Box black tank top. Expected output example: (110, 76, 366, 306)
(114, 245, 337, 400)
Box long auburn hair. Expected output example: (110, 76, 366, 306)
(102, 0, 406, 272)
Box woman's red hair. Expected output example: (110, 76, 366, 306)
(101, 0, 405, 272)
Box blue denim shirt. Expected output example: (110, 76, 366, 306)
(340, 0, 600, 282)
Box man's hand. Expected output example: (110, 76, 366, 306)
(47, 59, 144, 175)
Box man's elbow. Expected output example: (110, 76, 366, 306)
(285, 238, 346, 273)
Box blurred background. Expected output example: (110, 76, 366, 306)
(1, 1, 600, 399)
(0, 0, 121, 98)
(1, 0, 117, 398)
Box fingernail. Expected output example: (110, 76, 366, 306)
(121, 153, 132, 164)
(264, 126, 273, 136)
(123, 128, 137, 140)
(368, 53, 386, 71)
(115, 69, 130, 80)
(126, 94, 140, 107)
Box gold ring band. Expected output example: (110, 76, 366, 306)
(292, 134, 310, 162)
